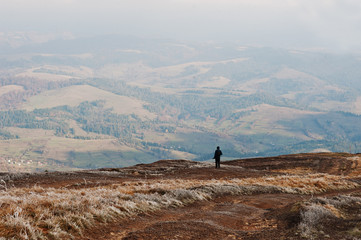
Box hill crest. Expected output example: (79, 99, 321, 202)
(1, 153, 361, 239)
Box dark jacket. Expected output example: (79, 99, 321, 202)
(213, 149, 222, 160)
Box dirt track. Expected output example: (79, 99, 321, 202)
(83, 193, 306, 240)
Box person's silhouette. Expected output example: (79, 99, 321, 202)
(213, 146, 222, 169)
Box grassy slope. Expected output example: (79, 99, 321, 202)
(0, 85, 24, 96)
(1, 154, 361, 239)
(15, 65, 93, 81)
(21, 84, 156, 119)
(0, 127, 157, 172)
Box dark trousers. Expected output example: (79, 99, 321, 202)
(215, 158, 220, 168)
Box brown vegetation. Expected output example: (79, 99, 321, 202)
(1, 153, 361, 239)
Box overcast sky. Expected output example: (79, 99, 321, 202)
(1, 0, 361, 51)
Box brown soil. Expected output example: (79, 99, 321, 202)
(3, 152, 361, 240)
(82, 193, 306, 240)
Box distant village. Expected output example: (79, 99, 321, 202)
(0, 156, 63, 172)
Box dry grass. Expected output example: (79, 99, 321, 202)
(298, 195, 361, 239)
(115, 173, 358, 195)
(0, 173, 358, 239)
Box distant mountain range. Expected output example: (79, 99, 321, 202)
(1, 33, 361, 172)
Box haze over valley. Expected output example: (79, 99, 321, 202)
(1, 32, 361, 171)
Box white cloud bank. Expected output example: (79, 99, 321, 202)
(1, 0, 360, 51)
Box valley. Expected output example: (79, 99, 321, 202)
(1, 35, 361, 171)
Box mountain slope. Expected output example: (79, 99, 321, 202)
(21, 84, 155, 119)
(1, 35, 361, 171)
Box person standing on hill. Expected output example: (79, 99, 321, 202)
(213, 146, 222, 169)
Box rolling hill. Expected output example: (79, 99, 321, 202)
(21, 84, 155, 119)
(1, 34, 361, 171)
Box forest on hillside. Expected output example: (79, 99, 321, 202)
(1, 36, 361, 171)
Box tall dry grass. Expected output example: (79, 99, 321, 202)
(0, 173, 358, 239)
(298, 195, 361, 239)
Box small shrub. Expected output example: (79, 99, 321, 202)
(298, 203, 334, 238)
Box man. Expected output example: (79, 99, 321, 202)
(213, 146, 222, 169)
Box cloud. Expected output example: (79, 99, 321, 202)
(290, 0, 361, 50)
(0, 0, 360, 51)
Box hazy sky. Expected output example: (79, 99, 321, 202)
(1, 0, 361, 51)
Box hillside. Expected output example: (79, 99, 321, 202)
(21, 84, 155, 118)
(1, 153, 361, 239)
(1, 35, 361, 171)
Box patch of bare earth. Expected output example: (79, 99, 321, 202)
(88, 194, 301, 240)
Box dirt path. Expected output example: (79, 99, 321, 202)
(81, 186, 361, 240)
(79, 193, 306, 240)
